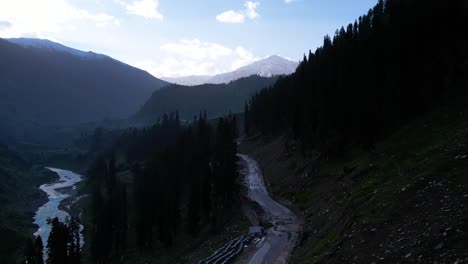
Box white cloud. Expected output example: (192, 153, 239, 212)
(216, 1, 260, 24)
(160, 39, 232, 60)
(244, 1, 260, 19)
(0, 0, 119, 38)
(134, 39, 259, 77)
(232, 46, 257, 70)
(0, 21, 11, 30)
(119, 0, 163, 20)
(216, 10, 245, 24)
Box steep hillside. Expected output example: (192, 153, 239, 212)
(0, 144, 56, 263)
(133, 75, 278, 123)
(240, 0, 467, 263)
(240, 103, 468, 263)
(7, 38, 107, 60)
(0, 38, 168, 143)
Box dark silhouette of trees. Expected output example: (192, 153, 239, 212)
(34, 236, 44, 264)
(47, 218, 68, 264)
(133, 75, 278, 123)
(24, 238, 35, 264)
(246, 0, 466, 156)
(67, 218, 81, 264)
(87, 112, 239, 260)
(43, 218, 81, 264)
(244, 103, 250, 136)
(24, 236, 44, 264)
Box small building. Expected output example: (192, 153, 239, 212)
(248, 226, 264, 237)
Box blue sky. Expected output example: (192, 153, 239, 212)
(0, 0, 376, 77)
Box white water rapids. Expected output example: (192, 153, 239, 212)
(33, 168, 84, 258)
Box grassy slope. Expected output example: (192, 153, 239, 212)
(240, 104, 468, 263)
(0, 144, 57, 263)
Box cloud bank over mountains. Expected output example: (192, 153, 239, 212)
(134, 39, 260, 78)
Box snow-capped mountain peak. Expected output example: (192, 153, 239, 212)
(162, 55, 298, 86)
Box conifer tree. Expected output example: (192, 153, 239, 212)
(47, 218, 69, 264)
(34, 236, 44, 264)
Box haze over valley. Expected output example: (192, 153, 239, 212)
(0, 0, 467, 263)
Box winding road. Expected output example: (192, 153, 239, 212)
(237, 154, 300, 264)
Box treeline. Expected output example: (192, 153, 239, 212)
(133, 75, 278, 123)
(87, 113, 239, 262)
(24, 217, 81, 264)
(245, 0, 466, 154)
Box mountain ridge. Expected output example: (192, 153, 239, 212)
(7, 38, 109, 60)
(0, 38, 168, 145)
(133, 75, 278, 124)
(162, 55, 298, 86)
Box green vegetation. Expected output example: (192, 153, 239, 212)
(245, 0, 465, 155)
(241, 0, 467, 261)
(242, 102, 468, 263)
(81, 113, 241, 263)
(134, 75, 278, 123)
(46, 217, 81, 264)
(24, 236, 44, 264)
(0, 144, 56, 263)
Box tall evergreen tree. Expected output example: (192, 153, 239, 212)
(24, 238, 35, 264)
(67, 218, 81, 264)
(34, 236, 44, 264)
(245, 0, 466, 155)
(244, 102, 250, 136)
(47, 218, 69, 264)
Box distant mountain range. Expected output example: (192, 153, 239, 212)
(133, 75, 279, 123)
(0, 38, 294, 146)
(0, 38, 168, 144)
(162, 55, 298, 86)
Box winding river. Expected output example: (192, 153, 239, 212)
(33, 168, 84, 255)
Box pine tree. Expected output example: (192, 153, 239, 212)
(34, 236, 44, 264)
(244, 102, 250, 136)
(47, 218, 69, 264)
(67, 218, 81, 264)
(24, 238, 34, 264)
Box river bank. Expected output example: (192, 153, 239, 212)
(33, 168, 84, 254)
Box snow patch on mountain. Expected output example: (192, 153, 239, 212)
(163, 55, 298, 86)
(7, 38, 108, 60)
(161, 75, 212, 86)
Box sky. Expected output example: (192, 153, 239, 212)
(0, 0, 377, 78)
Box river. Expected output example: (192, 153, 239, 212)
(33, 167, 84, 257)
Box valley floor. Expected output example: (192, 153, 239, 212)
(236, 154, 299, 264)
(240, 106, 468, 263)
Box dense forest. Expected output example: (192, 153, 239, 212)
(245, 0, 467, 154)
(133, 75, 278, 123)
(85, 113, 239, 262)
(24, 217, 82, 264)
(0, 144, 56, 264)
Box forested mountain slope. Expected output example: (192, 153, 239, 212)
(241, 0, 467, 263)
(0, 38, 168, 143)
(133, 75, 278, 123)
(245, 0, 465, 153)
(80, 113, 242, 263)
